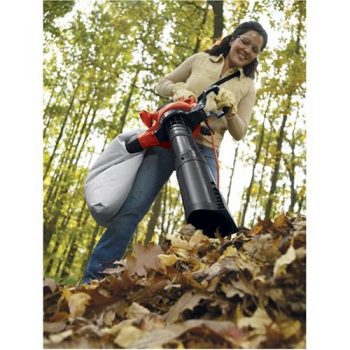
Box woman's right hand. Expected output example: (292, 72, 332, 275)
(172, 82, 197, 101)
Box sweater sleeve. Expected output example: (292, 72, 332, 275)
(156, 53, 201, 97)
(225, 83, 256, 141)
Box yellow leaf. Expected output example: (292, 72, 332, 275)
(279, 319, 302, 339)
(172, 248, 190, 260)
(170, 236, 190, 250)
(114, 325, 144, 347)
(221, 246, 237, 257)
(273, 245, 296, 277)
(237, 307, 272, 331)
(188, 230, 209, 250)
(158, 254, 178, 269)
(67, 292, 91, 318)
(103, 309, 116, 326)
(61, 287, 73, 301)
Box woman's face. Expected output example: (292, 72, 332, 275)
(226, 30, 264, 68)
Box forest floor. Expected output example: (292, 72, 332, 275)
(44, 213, 306, 349)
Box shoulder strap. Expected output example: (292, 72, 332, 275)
(197, 70, 241, 101)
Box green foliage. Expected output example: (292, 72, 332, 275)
(43, 0, 75, 36)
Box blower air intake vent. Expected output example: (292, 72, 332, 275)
(167, 119, 238, 237)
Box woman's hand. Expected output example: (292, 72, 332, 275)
(215, 88, 238, 114)
(203, 88, 238, 115)
(172, 82, 197, 101)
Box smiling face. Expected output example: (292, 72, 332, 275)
(225, 30, 264, 68)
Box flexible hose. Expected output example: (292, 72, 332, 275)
(204, 120, 220, 188)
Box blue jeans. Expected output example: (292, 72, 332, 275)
(197, 143, 218, 182)
(83, 144, 217, 283)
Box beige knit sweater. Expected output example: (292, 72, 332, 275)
(156, 52, 256, 149)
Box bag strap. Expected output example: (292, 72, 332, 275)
(197, 70, 241, 101)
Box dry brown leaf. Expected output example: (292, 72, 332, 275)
(129, 320, 237, 349)
(237, 307, 272, 331)
(126, 302, 151, 320)
(178, 224, 196, 238)
(250, 218, 273, 236)
(244, 233, 281, 263)
(250, 224, 264, 236)
(75, 324, 102, 337)
(48, 329, 73, 344)
(221, 282, 244, 298)
(168, 236, 191, 250)
(44, 278, 58, 293)
(43, 321, 66, 334)
(171, 247, 190, 260)
(188, 230, 210, 250)
(48, 311, 70, 322)
(272, 213, 290, 233)
(165, 291, 208, 324)
(126, 243, 163, 276)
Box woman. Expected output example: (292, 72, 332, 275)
(83, 21, 268, 283)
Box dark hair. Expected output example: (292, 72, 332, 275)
(205, 21, 268, 79)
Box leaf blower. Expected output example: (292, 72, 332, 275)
(125, 86, 238, 237)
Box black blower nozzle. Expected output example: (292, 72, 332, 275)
(167, 116, 238, 237)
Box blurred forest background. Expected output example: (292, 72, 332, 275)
(43, 0, 306, 284)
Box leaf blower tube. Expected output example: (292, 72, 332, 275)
(166, 115, 238, 237)
(125, 86, 238, 237)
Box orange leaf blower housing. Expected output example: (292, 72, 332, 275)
(125, 97, 201, 153)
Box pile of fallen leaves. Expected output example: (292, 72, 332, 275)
(44, 214, 306, 349)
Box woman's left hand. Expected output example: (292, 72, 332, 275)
(215, 88, 238, 115)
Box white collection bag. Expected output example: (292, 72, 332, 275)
(84, 129, 145, 227)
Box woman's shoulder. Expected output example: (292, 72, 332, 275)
(194, 51, 209, 57)
(188, 51, 210, 61)
(240, 72, 256, 88)
(190, 52, 223, 67)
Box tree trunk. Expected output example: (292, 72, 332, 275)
(252, 127, 273, 223)
(238, 187, 247, 227)
(240, 101, 270, 224)
(208, 0, 224, 41)
(192, 2, 209, 53)
(43, 79, 81, 180)
(265, 114, 288, 219)
(56, 235, 74, 278)
(284, 120, 298, 213)
(61, 240, 78, 279)
(116, 67, 141, 135)
(226, 144, 239, 205)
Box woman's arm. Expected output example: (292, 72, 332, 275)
(156, 53, 202, 97)
(226, 84, 256, 140)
